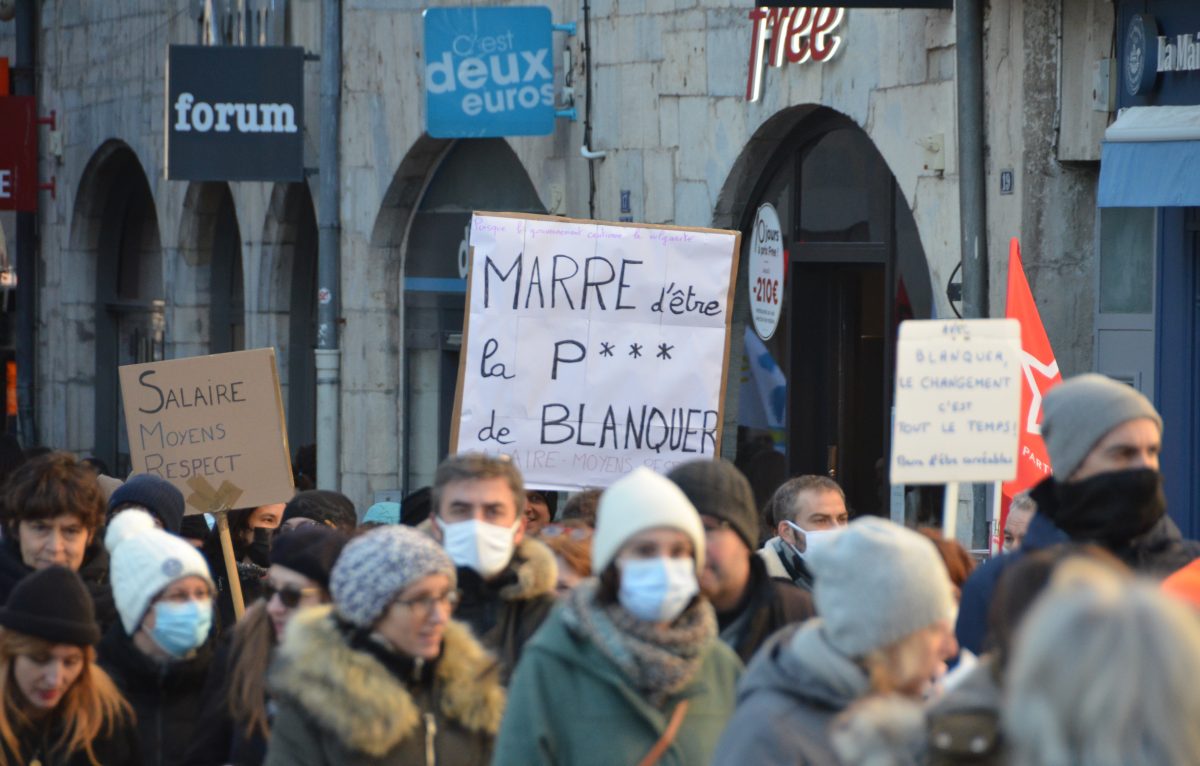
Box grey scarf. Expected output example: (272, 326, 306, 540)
(561, 580, 717, 706)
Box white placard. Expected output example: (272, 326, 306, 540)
(452, 212, 740, 490)
(890, 319, 1022, 484)
(748, 203, 785, 340)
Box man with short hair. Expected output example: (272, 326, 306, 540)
(956, 373, 1200, 653)
(428, 453, 557, 677)
(757, 475, 849, 591)
(523, 489, 555, 536)
(668, 459, 813, 662)
(1003, 493, 1036, 552)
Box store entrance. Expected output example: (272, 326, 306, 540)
(789, 259, 887, 517)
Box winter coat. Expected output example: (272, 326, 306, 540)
(718, 554, 814, 663)
(492, 605, 743, 766)
(0, 711, 143, 766)
(182, 634, 269, 766)
(925, 659, 1005, 766)
(204, 528, 271, 639)
(265, 606, 505, 766)
(0, 535, 118, 635)
(757, 536, 816, 591)
(956, 504, 1200, 654)
(711, 620, 871, 766)
(454, 536, 557, 678)
(97, 624, 214, 766)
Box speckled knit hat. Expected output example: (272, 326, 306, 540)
(329, 525, 457, 628)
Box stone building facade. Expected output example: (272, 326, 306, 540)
(0, 0, 1124, 527)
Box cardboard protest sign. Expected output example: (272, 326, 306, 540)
(119, 348, 294, 514)
(890, 319, 1022, 485)
(451, 212, 741, 490)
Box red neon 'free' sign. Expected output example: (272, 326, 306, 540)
(746, 7, 846, 102)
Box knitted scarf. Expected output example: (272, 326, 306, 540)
(561, 580, 717, 706)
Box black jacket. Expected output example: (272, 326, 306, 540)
(717, 555, 815, 663)
(98, 624, 214, 766)
(0, 535, 117, 636)
(203, 527, 271, 638)
(0, 711, 143, 766)
(183, 633, 269, 766)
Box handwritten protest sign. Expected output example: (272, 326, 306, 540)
(451, 212, 740, 490)
(119, 348, 294, 514)
(890, 319, 1022, 485)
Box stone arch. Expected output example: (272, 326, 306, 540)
(175, 182, 244, 359)
(66, 141, 164, 472)
(260, 181, 319, 452)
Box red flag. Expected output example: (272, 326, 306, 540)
(997, 238, 1062, 551)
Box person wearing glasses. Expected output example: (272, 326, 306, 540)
(493, 468, 742, 766)
(265, 525, 505, 766)
(98, 508, 218, 766)
(184, 524, 347, 766)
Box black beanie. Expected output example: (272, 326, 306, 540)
(108, 474, 186, 534)
(270, 525, 347, 589)
(667, 459, 758, 550)
(282, 490, 357, 531)
(0, 566, 101, 646)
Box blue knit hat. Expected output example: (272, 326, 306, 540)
(330, 526, 456, 628)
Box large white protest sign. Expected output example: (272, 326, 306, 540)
(451, 212, 740, 490)
(890, 319, 1022, 484)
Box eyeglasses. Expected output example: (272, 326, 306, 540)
(263, 582, 320, 609)
(394, 590, 461, 619)
(541, 524, 592, 541)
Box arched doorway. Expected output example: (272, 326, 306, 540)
(75, 144, 164, 475)
(730, 108, 935, 519)
(178, 182, 244, 357)
(261, 182, 318, 454)
(386, 138, 545, 492)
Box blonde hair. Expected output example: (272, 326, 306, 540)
(1004, 572, 1200, 766)
(0, 629, 133, 766)
(861, 621, 950, 697)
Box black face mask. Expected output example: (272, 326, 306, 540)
(1040, 468, 1166, 550)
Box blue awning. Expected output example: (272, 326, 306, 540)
(1098, 107, 1200, 208)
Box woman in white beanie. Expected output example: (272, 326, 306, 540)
(711, 516, 959, 766)
(264, 525, 505, 766)
(97, 509, 217, 766)
(493, 467, 743, 766)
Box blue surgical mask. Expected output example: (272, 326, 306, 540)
(618, 557, 698, 623)
(150, 599, 213, 658)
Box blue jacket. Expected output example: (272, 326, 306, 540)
(956, 508, 1200, 654)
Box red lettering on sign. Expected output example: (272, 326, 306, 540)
(746, 6, 846, 102)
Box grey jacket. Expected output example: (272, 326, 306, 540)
(711, 620, 870, 766)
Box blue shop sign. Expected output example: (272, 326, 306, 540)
(424, 6, 555, 138)
(1118, 0, 1200, 108)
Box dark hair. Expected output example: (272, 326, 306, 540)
(987, 543, 1127, 673)
(400, 486, 431, 528)
(1, 452, 105, 536)
(596, 562, 620, 605)
(769, 474, 845, 527)
(559, 488, 601, 527)
(282, 490, 357, 531)
(431, 453, 524, 518)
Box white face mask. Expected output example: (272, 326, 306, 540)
(618, 557, 698, 623)
(785, 521, 841, 559)
(439, 518, 518, 578)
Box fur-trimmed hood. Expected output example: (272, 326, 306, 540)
(499, 536, 558, 601)
(269, 606, 506, 758)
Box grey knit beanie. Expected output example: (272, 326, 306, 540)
(330, 525, 456, 628)
(667, 459, 758, 550)
(1041, 373, 1162, 480)
(808, 517, 954, 658)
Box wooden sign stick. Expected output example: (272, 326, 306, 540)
(215, 511, 245, 620)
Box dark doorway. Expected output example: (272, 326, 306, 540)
(209, 185, 244, 354)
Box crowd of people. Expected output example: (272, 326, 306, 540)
(0, 371, 1196, 765)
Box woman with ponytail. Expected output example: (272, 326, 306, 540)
(0, 566, 139, 765)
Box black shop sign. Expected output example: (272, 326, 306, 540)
(166, 45, 305, 182)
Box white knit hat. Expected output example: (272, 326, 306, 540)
(593, 467, 706, 573)
(808, 517, 955, 658)
(105, 510, 214, 635)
